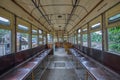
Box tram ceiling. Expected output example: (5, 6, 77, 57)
(5, 0, 119, 33)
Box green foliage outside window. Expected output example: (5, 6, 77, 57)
(108, 26, 120, 54)
(83, 34, 88, 46)
(0, 29, 9, 38)
(91, 31, 102, 50)
(83, 34, 87, 42)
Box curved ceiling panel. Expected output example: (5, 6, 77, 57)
(0, 0, 119, 34)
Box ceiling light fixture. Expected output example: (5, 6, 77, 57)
(59, 26, 61, 27)
(58, 15, 62, 18)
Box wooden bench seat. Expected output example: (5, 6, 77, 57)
(89, 68, 111, 80)
(70, 49, 120, 80)
(0, 47, 52, 80)
(1, 68, 30, 80)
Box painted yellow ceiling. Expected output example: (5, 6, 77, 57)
(0, 0, 119, 35)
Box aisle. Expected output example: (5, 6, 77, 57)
(40, 48, 78, 80)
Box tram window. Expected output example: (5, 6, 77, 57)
(78, 29, 81, 33)
(108, 13, 120, 24)
(39, 30, 42, 34)
(108, 26, 120, 54)
(83, 28, 87, 32)
(75, 35, 77, 44)
(17, 33, 29, 51)
(72, 36, 74, 44)
(44, 36, 46, 44)
(0, 16, 10, 26)
(39, 41, 42, 45)
(39, 30, 42, 45)
(78, 34, 81, 44)
(32, 29, 38, 48)
(32, 35, 37, 47)
(91, 23, 101, 30)
(39, 35, 42, 45)
(91, 31, 102, 50)
(18, 24, 29, 31)
(17, 24, 29, 51)
(54, 36, 57, 42)
(82, 34, 88, 47)
(48, 34, 52, 43)
(0, 29, 11, 56)
(78, 29, 81, 44)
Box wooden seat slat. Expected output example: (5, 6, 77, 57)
(70, 49, 120, 80)
(1, 68, 30, 80)
(0, 47, 52, 80)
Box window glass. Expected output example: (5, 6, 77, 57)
(78, 29, 81, 33)
(0, 29, 11, 56)
(48, 34, 52, 43)
(39, 35, 42, 38)
(0, 16, 10, 26)
(39, 35, 42, 45)
(32, 35, 37, 47)
(54, 37, 57, 42)
(17, 33, 29, 51)
(58, 37, 61, 42)
(39, 30, 42, 34)
(32, 30, 37, 34)
(71, 37, 73, 43)
(91, 23, 101, 30)
(108, 26, 120, 54)
(83, 28, 87, 32)
(91, 31, 102, 50)
(108, 13, 120, 24)
(44, 36, 46, 44)
(75, 35, 77, 44)
(63, 36, 67, 42)
(82, 34, 88, 47)
(32, 29, 38, 48)
(78, 29, 81, 45)
(78, 34, 81, 44)
(18, 24, 29, 31)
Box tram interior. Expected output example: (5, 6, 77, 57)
(0, 0, 120, 80)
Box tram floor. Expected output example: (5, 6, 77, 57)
(40, 48, 79, 80)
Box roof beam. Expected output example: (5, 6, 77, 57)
(12, 0, 49, 32)
(68, 0, 104, 33)
(64, 0, 80, 31)
(32, 0, 54, 30)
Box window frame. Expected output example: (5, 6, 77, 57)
(16, 18, 31, 51)
(32, 25, 38, 48)
(82, 24, 88, 47)
(105, 3, 120, 54)
(89, 16, 102, 50)
(77, 28, 81, 45)
(0, 8, 13, 56)
(39, 29, 43, 45)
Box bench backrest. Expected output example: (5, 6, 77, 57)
(0, 54, 15, 75)
(0, 45, 46, 76)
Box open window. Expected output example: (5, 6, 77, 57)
(82, 25, 88, 47)
(16, 18, 30, 51)
(39, 30, 43, 45)
(32, 26, 38, 48)
(78, 29, 81, 45)
(0, 8, 12, 56)
(89, 16, 102, 50)
(43, 32, 47, 45)
(106, 3, 120, 54)
(0, 28, 11, 56)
